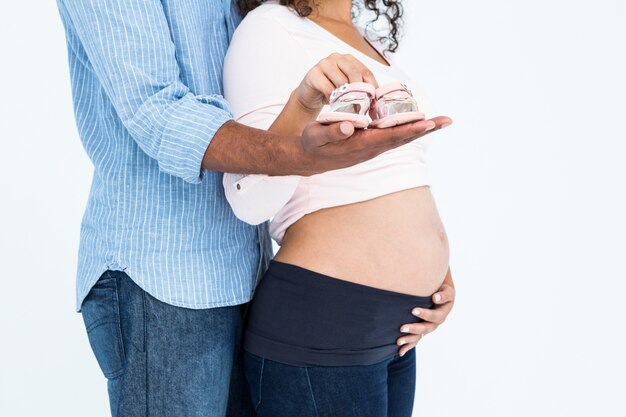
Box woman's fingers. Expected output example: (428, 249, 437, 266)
(303, 67, 336, 104)
(397, 333, 427, 357)
(318, 53, 378, 88)
(397, 334, 422, 346)
(398, 340, 419, 357)
(411, 306, 448, 325)
(337, 54, 378, 87)
(433, 283, 456, 305)
(302, 53, 380, 107)
(394, 276, 456, 353)
(318, 59, 350, 88)
(315, 77, 339, 104)
(400, 321, 437, 336)
(335, 55, 366, 84)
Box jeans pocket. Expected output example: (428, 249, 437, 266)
(81, 273, 125, 380)
(243, 352, 264, 411)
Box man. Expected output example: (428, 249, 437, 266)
(56, 0, 455, 416)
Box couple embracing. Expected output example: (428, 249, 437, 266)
(57, 0, 455, 416)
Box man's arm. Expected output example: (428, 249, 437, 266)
(59, 0, 451, 183)
(58, 0, 235, 184)
(396, 267, 456, 356)
(204, 116, 451, 177)
(205, 50, 452, 177)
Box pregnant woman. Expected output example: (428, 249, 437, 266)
(224, 1, 454, 416)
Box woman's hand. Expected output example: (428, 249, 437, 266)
(396, 268, 456, 356)
(293, 53, 379, 115)
(269, 53, 378, 136)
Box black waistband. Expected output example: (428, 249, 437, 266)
(243, 261, 433, 367)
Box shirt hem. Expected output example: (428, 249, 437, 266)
(76, 266, 254, 312)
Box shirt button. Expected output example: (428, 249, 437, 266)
(236, 183, 241, 190)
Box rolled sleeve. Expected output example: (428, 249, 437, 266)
(157, 94, 232, 184)
(58, 0, 231, 184)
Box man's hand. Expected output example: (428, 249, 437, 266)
(396, 268, 456, 357)
(266, 52, 452, 175)
(296, 116, 452, 176)
(268, 53, 380, 137)
(204, 51, 452, 177)
(204, 115, 452, 176)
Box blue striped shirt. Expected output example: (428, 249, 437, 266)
(57, 0, 271, 310)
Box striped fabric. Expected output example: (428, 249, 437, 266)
(57, 0, 271, 310)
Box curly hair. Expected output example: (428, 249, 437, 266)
(237, 0, 404, 54)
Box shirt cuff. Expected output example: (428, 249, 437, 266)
(158, 94, 233, 184)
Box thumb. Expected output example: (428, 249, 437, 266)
(321, 121, 355, 143)
(305, 121, 355, 147)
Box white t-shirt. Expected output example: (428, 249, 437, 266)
(223, 2, 434, 244)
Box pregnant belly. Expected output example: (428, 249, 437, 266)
(274, 186, 449, 297)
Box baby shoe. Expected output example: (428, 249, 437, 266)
(318, 82, 376, 129)
(369, 82, 425, 128)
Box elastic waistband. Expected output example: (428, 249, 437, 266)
(244, 261, 433, 367)
(270, 261, 432, 302)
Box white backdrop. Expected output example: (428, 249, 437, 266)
(0, 0, 624, 416)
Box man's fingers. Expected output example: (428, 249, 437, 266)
(353, 119, 438, 151)
(378, 115, 454, 140)
(324, 121, 356, 142)
(429, 116, 453, 130)
(339, 121, 355, 136)
(302, 115, 452, 165)
(312, 115, 452, 150)
(304, 121, 355, 147)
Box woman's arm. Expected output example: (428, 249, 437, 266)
(222, 53, 381, 225)
(268, 91, 321, 136)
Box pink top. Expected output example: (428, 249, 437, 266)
(223, 2, 435, 244)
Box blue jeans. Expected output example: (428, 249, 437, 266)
(244, 349, 417, 417)
(81, 271, 254, 417)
